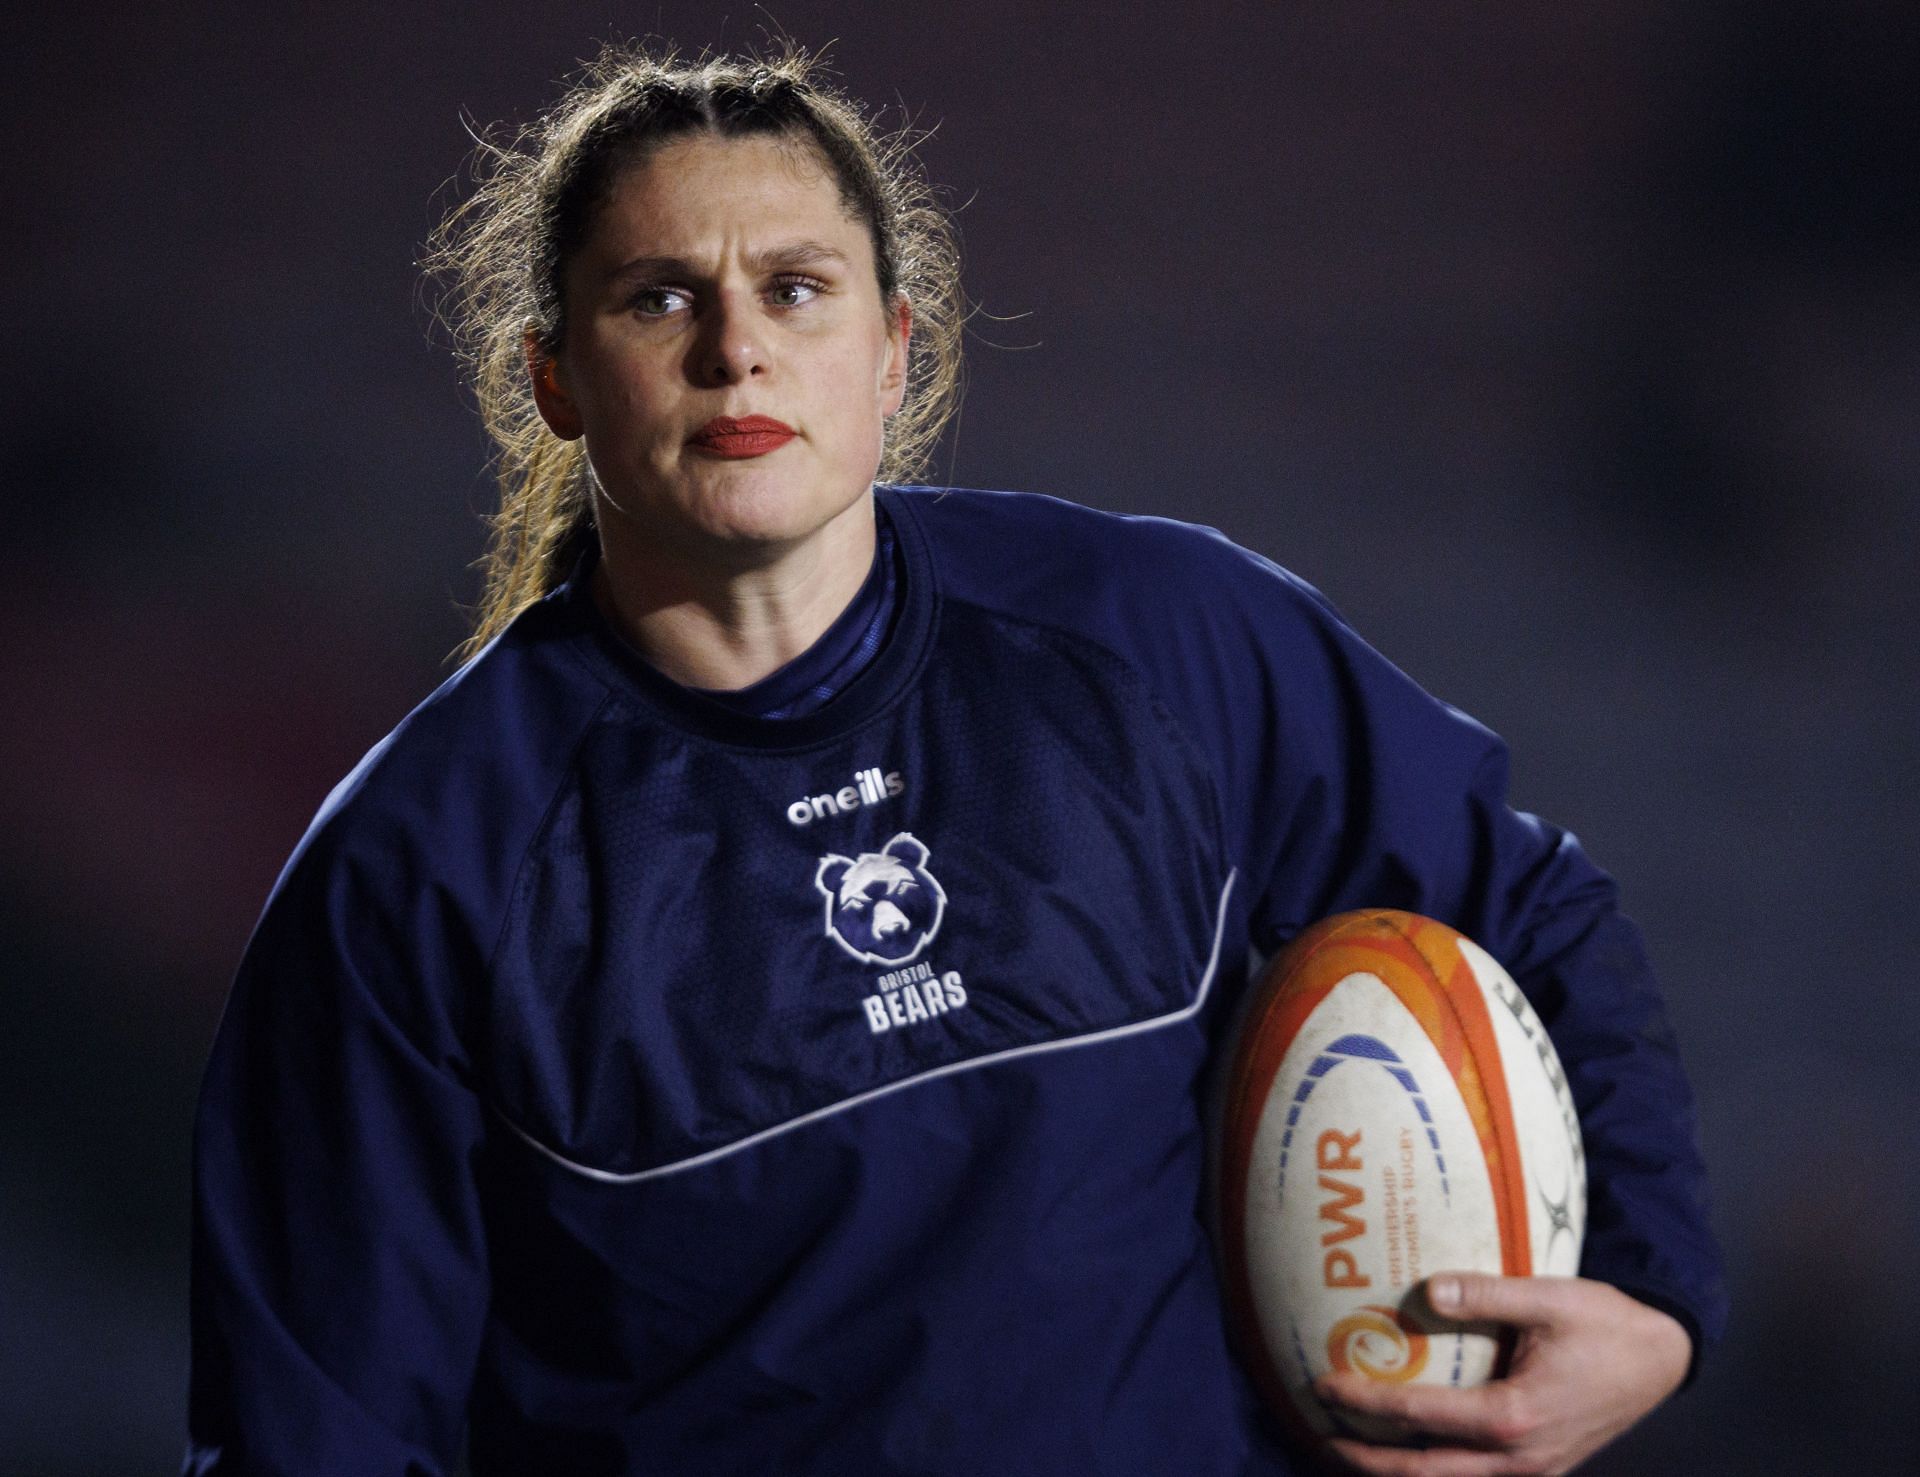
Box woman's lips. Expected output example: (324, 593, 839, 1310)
(688, 415, 797, 459)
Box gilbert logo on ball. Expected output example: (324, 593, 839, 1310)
(1216, 910, 1585, 1446)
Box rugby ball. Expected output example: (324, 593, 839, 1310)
(1216, 910, 1585, 1444)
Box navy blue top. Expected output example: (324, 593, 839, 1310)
(185, 486, 1724, 1476)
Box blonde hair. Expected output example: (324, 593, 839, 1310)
(424, 43, 964, 662)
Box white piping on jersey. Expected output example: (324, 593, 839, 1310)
(498, 869, 1238, 1186)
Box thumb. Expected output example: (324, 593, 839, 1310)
(1425, 1271, 1572, 1329)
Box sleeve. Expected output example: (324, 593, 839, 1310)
(1199, 541, 1729, 1370)
(183, 833, 492, 1475)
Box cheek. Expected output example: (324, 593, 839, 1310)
(821, 324, 898, 405)
(585, 378, 687, 468)
(569, 327, 676, 428)
(813, 341, 895, 453)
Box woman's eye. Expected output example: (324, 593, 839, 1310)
(632, 287, 689, 318)
(768, 277, 822, 308)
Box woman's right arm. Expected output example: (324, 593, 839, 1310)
(184, 841, 491, 1476)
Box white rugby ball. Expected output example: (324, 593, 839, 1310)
(1216, 910, 1585, 1445)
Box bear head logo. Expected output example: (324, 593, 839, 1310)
(815, 832, 947, 966)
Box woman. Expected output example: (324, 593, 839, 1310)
(186, 46, 1723, 1476)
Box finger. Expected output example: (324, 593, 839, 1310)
(1316, 1372, 1525, 1446)
(1425, 1271, 1577, 1330)
(1323, 1436, 1515, 1477)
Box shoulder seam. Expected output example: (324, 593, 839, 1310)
(939, 589, 1233, 874)
(478, 688, 620, 999)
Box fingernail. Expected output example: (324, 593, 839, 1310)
(1429, 1275, 1461, 1312)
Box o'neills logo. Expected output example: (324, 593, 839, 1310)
(786, 767, 904, 826)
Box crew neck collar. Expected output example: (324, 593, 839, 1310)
(551, 485, 939, 751)
(690, 503, 899, 720)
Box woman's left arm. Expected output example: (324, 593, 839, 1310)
(1174, 536, 1727, 1462)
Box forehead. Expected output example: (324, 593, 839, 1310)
(842, 854, 916, 891)
(587, 131, 867, 262)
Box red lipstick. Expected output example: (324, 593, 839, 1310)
(689, 415, 797, 459)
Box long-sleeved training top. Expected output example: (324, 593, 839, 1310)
(185, 484, 1726, 1475)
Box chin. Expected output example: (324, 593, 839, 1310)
(695, 474, 869, 549)
(598, 449, 876, 560)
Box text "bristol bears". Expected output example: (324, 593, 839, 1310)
(786, 767, 904, 826)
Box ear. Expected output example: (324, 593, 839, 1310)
(526, 325, 584, 441)
(878, 293, 912, 418)
(816, 856, 854, 898)
(882, 833, 928, 869)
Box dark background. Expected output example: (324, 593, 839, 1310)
(5, 2, 1916, 1471)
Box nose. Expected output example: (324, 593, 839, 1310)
(872, 901, 910, 937)
(693, 288, 768, 386)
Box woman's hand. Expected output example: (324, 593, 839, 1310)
(1312, 1273, 1692, 1476)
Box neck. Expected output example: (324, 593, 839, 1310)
(590, 494, 878, 692)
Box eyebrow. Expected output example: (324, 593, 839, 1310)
(608, 240, 854, 284)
